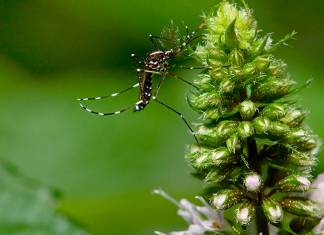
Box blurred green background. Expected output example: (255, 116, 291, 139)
(0, 0, 323, 234)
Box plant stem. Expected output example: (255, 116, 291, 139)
(247, 138, 259, 172)
(247, 138, 269, 234)
(256, 206, 270, 235)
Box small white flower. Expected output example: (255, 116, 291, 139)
(153, 189, 226, 235)
(309, 174, 324, 234)
(268, 205, 282, 222)
(313, 218, 324, 234)
(309, 173, 324, 209)
(236, 207, 250, 225)
(212, 194, 227, 209)
(244, 173, 262, 192)
(296, 176, 311, 187)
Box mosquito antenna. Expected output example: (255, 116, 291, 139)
(77, 83, 139, 101)
(79, 102, 133, 116)
(153, 97, 199, 144)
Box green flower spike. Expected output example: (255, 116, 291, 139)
(156, 1, 323, 234)
(185, 1, 322, 234)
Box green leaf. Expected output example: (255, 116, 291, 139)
(0, 160, 91, 235)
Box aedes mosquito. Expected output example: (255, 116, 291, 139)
(78, 24, 203, 143)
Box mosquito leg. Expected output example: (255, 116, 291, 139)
(171, 75, 199, 90)
(179, 65, 212, 70)
(152, 97, 199, 144)
(79, 102, 133, 116)
(136, 68, 161, 75)
(131, 53, 144, 66)
(154, 76, 166, 99)
(77, 83, 140, 101)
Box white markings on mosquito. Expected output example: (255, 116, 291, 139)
(95, 97, 101, 100)
(114, 111, 121, 114)
(133, 83, 139, 88)
(98, 112, 105, 116)
(111, 93, 118, 97)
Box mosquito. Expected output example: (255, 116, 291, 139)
(78, 24, 205, 143)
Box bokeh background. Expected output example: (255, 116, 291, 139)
(0, 0, 323, 234)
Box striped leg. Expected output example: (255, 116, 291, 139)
(79, 102, 133, 116)
(77, 83, 139, 101)
(152, 97, 199, 145)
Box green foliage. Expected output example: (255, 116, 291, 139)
(0, 160, 90, 235)
(186, 1, 322, 234)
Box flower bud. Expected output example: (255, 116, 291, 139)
(210, 147, 235, 166)
(219, 79, 235, 93)
(240, 100, 256, 120)
(212, 189, 244, 210)
(268, 122, 289, 138)
(281, 108, 307, 127)
(194, 74, 214, 91)
(262, 198, 283, 223)
(285, 129, 318, 150)
(241, 63, 256, 77)
(254, 78, 295, 100)
(226, 134, 241, 154)
(210, 67, 227, 82)
(216, 121, 238, 139)
(244, 173, 262, 192)
(196, 122, 238, 146)
(202, 109, 221, 121)
(268, 60, 287, 77)
(189, 92, 221, 110)
(253, 116, 271, 134)
(185, 145, 211, 169)
(205, 169, 230, 184)
(281, 198, 322, 218)
(238, 121, 254, 138)
(285, 151, 316, 167)
(261, 103, 287, 120)
(229, 49, 245, 66)
(276, 175, 311, 192)
(235, 202, 255, 226)
(186, 146, 235, 169)
(254, 56, 271, 72)
(195, 125, 218, 145)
